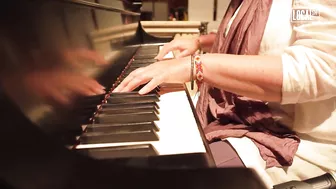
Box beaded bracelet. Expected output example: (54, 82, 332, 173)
(194, 54, 204, 88)
(190, 55, 195, 90)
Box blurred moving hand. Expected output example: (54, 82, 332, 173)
(23, 70, 105, 105)
(62, 48, 107, 67)
(155, 38, 201, 60)
(2, 48, 107, 105)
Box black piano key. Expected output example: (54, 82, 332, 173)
(75, 115, 92, 124)
(80, 129, 159, 144)
(106, 94, 159, 104)
(132, 59, 157, 64)
(129, 63, 152, 68)
(136, 51, 158, 54)
(58, 132, 80, 145)
(76, 144, 158, 159)
(136, 48, 158, 53)
(139, 45, 159, 51)
(133, 85, 161, 93)
(72, 105, 98, 114)
(96, 111, 159, 124)
(134, 54, 157, 60)
(86, 121, 159, 133)
(101, 104, 159, 114)
(75, 94, 107, 103)
(72, 109, 95, 118)
(102, 101, 159, 109)
(71, 95, 106, 113)
(109, 91, 159, 97)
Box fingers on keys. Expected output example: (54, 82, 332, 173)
(113, 69, 161, 95)
(139, 77, 163, 95)
(80, 79, 106, 96)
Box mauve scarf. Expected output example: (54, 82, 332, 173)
(196, 0, 300, 168)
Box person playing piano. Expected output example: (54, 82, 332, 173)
(114, 0, 336, 187)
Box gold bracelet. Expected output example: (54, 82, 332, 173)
(190, 54, 195, 90)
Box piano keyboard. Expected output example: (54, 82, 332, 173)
(69, 45, 206, 160)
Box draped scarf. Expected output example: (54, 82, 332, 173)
(196, 0, 300, 168)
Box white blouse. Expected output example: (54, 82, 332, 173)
(222, 0, 336, 188)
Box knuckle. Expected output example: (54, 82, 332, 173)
(134, 67, 145, 74)
(134, 75, 144, 82)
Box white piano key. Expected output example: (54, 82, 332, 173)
(159, 45, 175, 59)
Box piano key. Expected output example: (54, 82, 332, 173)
(129, 63, 152, 68)
(106, 98, 159, 105)
(72, 105, 99, 114)
(109, 91, 160, 97)
(73, 108, 98, 116)
(101, 101, 159, 109)
(139, 45, 159, 50)
(132, 59, 157, 64)
(100, 104, 159, 114)
(136, 49, 158, 54)
(71, 95, 106, 112)
(86, 122, 159, 133)
(76, 144, 158, 159)
(133, 85, 161, 93)
(106, 94, 159, 104)
(75, 115, 93, 124)
(137, 47, 159, 52)
(80, 129, 159, 144)
(75, 94, 107, 103)
(134, 54, 157, 60)
(96, 111, 159, 124)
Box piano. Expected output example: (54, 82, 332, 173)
(0, 0, 267, 189)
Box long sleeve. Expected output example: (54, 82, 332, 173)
(281, 1, 336, 104)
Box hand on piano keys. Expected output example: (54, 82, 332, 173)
(113, 37, 203, 94)
(113, 55, 191, 95)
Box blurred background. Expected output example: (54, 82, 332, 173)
(102, 0, 230, 33)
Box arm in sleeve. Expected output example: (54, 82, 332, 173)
(281, 2, 336, 104)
